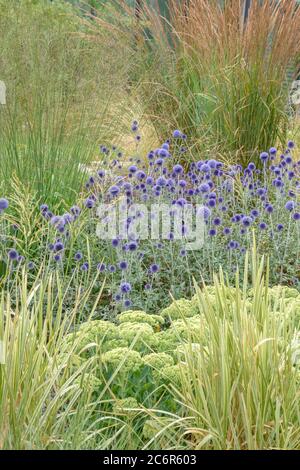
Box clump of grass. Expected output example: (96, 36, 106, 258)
(144, 250, 300, 450)
(0, 270, 106, 449)
(0, 0, 135, 206)
(98, 0, 300, 166)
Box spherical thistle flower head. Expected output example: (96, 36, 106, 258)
(285, 200, 295, 211)
(285, 155, 293, 164)
(8, 249, 18, 261)
(98, 169, 106, 178)
(201, 206, 211, 219)
(265, 204, 274, 214)
(248, 162, 256, 171)
(260, 152, 269, 162)
(135, 134, 141, 142)
(112, 238, 119, 248)
(208, 198, 216, 208)
(180, 248, 186, 256)
(242, 216, 253, 227)
(74, 251, 83, 261)
(27, 261, 35, 270)
(251, 209, 260, 218)
(145, 176, 154, 185)
(208, 228, 217, 236)
(176, 197, 187, 207)
(178, 179, 187, 188)
(144, 283, 151, 290)
(276, 223, 284, 231)
(119, 260, 128, 270)
(84, 198, 95, 209)
(54, 241, 64, 252)
(131, 123, 138, 132)
(109, 185, 120, 197)
(293, 212, 300, 221)
(259, 222, 267, 230)
(157, 176, 167, 187)
(173, 129, 182, 138)
(123, 299, 132, 308)
(269, 147, 277, 155)
(120, 281, 132, 294)
(54, 254, 62, 263)
(173, 164, 184, 175)
(213, 217, 221, 226)
(109, 265, 116, 273)
(228, 240, 238, 249)
(155, 158, 164, 167)
(97, 262, 106, 272)
(287, 140, 295, 149)
(199, 182, 210, 193)
(40, 203, 48, 213)
(149, 263, 160, 274)
(0, 198, 9, 211)
(128, 241, 138, 251)
(223, 227, 231, 235)
(80, 262, 89, 271)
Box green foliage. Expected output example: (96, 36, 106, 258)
(0, 0, 133, 205)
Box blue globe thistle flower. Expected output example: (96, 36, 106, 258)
(173, 164, 183, 174)
(285, 155, 293, 164)
(119, 261, 128, 270)
(228, 240, 238, 249)
(128, 241, 138, 251)
(248, 162, 256, 171)
(199, 183, 210, 193)
(97, 263, 106, 272)
(213, 217, 221, 226)
(260, 152, 269, 162)
(124, 299, 132, 308)
(145, 176, 154, 185)
(180, 248, 186, 256)
(149, 264, 160, 273)
(265, 205, 274, 214)
(80, 262, 89, 271)
(74, 252, 83, 261)
(293, 212, 300, 221)
(8, 249, 18, 260)
(54, 241, 64, 252)
(109, 186, 120, 197)
(259, 222, 267, 230)
(84, 198, 95, 209)
(269, 147, 277, 155)
(112, 238, 119, 247)
(276, 224, 284, 231)
(155, 158, 163, 166)
(201, 163, 210, 173)
(144, 283, 151, 290)
(54, 254, 62, 262)
(208, 228, 217, 236)
(208, 199, 216, 207)
(109, 265, 116, 273)
(242, 216, 253, 227)
(176, 198, 186, 207)
(40, 203, 48, 213)
(173, 130, 182, 138)
(250, 209, 260, 218)
(157, 176, 167, 187)
(287, 140, 295, 149)
(120, 281, 132, 293)
(98, 169, 106, 178)
(285, 200, 295, 211)
(28, 261, 35, 270)
(0, 198, 9, 211)
(223, 227, 231, 235)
